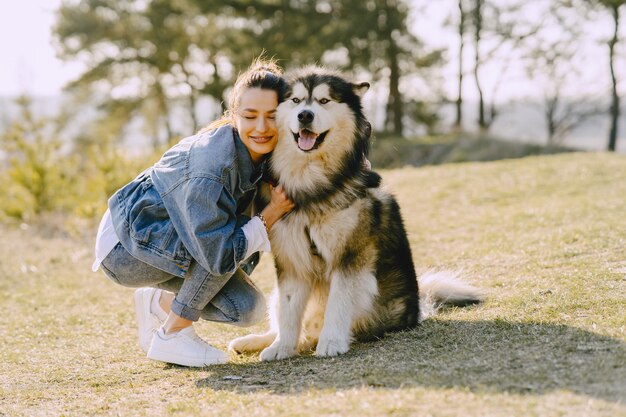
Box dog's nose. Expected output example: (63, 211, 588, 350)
(298, 110, 314, 124)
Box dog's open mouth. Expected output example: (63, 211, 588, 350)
(293, 129, 329, 152)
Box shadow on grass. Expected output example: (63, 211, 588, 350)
(195, 319, 625, 403)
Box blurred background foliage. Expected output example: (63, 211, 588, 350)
(0, 0, 624, 229)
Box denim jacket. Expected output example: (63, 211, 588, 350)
(109, 125, 265, 278)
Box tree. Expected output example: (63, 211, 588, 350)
(468, 0, 542, 131)
(56, 0, 442, 139)
(54, 0, 234, 147)
(454, 0, 468, 130)
(191, 0, 443, 136)
(523, 5, 603, 145)
(567, 0, 625, 151)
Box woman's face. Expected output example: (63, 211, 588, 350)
(234, 88, 279, 165)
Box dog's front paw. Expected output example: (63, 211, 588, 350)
(228, 332, 276, 354)
(260, 343, 296, 361)
(315, 337, 350, 357)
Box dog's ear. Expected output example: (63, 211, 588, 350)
(351, 82, 370, 98)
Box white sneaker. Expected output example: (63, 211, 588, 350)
(134, 288, 165, 353)
(147, 327, 229, 367)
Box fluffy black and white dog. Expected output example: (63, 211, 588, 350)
(230, 67, 483, 360)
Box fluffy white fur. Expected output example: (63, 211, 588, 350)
(418, 270, 486, 321)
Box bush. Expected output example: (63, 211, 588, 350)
(0, 97, 152, 228)
(0, 97, 73, 220)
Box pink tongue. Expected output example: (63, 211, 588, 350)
(298, 131, 318, 150)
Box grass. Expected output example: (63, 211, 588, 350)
(1, 152, 625, 416)
(369, 133, 572, 168)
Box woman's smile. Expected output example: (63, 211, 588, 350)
(250, 135, 274, 143)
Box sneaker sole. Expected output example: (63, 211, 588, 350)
(147, 347, 228, 367)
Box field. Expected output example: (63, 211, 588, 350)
(1, 152, 624, 416)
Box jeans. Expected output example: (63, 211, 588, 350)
(100, 243, 266, 324)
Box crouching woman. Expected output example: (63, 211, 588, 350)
(92, 59, 293, 367)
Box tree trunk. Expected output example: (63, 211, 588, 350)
(181, 66, 200, 135)
(189, 91, 199, 136)
(607, 5, 620, 152)
(455, 0, 465, 130)
(473, 0, 486, 131)
(388, 46, 403, 136)
(546, 96, 558, 147)
(382, 0, 403, 136)
(152, 80, 173, 149)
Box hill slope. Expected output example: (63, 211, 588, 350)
(1, 152, 624, 416)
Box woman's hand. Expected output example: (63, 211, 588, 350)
(260, 184, 295, 230)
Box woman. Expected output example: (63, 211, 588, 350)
(92, 59, 294, 367)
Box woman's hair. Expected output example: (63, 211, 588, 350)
(201, 58, 288, 132)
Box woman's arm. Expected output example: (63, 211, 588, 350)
(163, 177, 247, 277)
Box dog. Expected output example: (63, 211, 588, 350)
(229, 67, 484, 360)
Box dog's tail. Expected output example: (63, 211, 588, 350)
(418, 270, 485, 322)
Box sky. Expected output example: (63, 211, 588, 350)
(0, 1, 85, 97)
(0, 1, 622, 101)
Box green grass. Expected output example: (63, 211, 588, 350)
(1, 152, 625, 416)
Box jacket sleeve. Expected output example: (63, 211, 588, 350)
(162, 176, 248, 277)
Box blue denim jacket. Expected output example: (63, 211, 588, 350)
(109, 125, 264, 278)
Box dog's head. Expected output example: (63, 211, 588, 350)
(276, 67, 370, 157)
(271, 67, 375, 197)
(271, 67, 372, 195)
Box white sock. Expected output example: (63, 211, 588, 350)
(150, 290, 168, 322)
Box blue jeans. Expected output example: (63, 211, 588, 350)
(100, 243, 265, 324)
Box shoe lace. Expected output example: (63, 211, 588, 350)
(187, 328, 206, 345)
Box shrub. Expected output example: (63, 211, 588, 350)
(0, 97, 73, 220)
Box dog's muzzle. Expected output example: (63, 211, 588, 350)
(293, 129, 329, 152)
(292, 109, 329, 152)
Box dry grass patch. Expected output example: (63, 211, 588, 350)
(1, 152, 624, 416)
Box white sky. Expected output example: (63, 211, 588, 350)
(0, 1, 85, 97)
(0, 1, 623, 101)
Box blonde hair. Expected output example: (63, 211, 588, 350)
(200, 58, 288, 133)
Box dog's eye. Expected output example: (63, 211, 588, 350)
(292, 98, 301, 104)
(319, 98, 330, 104)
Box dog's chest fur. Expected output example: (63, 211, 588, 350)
(270, 200, 363, 280)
